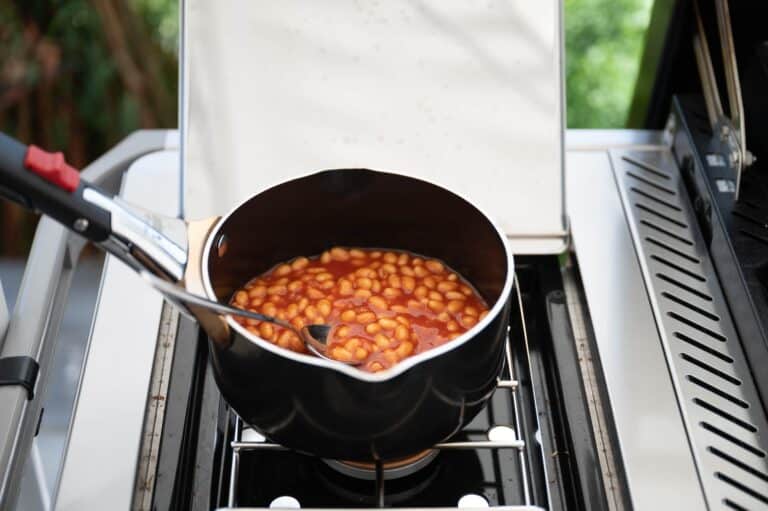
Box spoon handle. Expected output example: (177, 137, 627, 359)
(139, 270, 293, 330)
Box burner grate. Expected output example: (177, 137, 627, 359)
(146, 260, 595, 511)
(220, 274, 544, 511)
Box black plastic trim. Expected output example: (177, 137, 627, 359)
(0, 356, 39, 400)
(0, 132, 112, 242)
(671, 96, 768, 414)
(515, 256, 611, 511)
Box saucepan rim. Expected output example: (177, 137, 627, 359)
(200, 168, 514, 382)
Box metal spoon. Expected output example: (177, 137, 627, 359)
(138, 271, 356, 365)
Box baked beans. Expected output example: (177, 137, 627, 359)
(230, 248, 489, 372)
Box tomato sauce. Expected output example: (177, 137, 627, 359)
(230, 247, 489, 372)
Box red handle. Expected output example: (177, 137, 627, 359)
(23, 145, 80, 192)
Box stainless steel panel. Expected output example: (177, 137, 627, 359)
(219, 508, 545, 511)
(0, 219, 81, 511)
(566, 132, 707, 510)
(0, 279, 8, 341)
(55, 145, 181, 510)
(17, 442, 51, 511)
(132, 303, 179, 511)
(566, 129, 665, 151)
(0, 131, 171, 510)
(612, 149, 768, 510)
(182, 0, 566, 253)
(562, 268, 624, 511)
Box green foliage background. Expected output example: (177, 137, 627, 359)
(0, 0, 656, 144)
(566, 0, 655, 128)
(0, 0, 654, 254)
(131, 0, 657, 128)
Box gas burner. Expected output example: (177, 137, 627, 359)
(322, 450, 439, 480)
(317, 451, 443, 507)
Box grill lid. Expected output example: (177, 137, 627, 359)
(181, 0, 566, 253)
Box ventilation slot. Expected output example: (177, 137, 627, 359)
(652, 255, 705, 282)
(737, 199, 763, 211)
(738, 199, 762, 210)
(626, 171, 677, 195)
(641, 220, 694, 245)
(740, 229, 768, 247)
(645, 236, 701, 264)
(724, 498, 749, 511)
(709, 447, 768, 483)
(682, 354, 741, 386)
(701, 422, 766, 458)
(687, 375, 749, 409)
(669, 312, 726, 341)
(630, 187, 682, 211)
(657, 273, 712, 301)
(694, 398, 756, 432)
(733, 210, 768, 230)
(662, 292, 719, 321)
(716, 472, 768, 505)
(622, 155, 672, 180)
(636, 203, 688, 228)
(674, 332, 733, 363)
(646, 237, 700, 264)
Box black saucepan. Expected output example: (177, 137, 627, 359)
(0, 132, 514, 461)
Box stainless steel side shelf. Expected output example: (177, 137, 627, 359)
(612, 149, 768, 511)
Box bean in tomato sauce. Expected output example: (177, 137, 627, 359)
(230, 247, 489, 372)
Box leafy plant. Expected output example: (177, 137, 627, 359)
(0, 0, 177, 254)
(0, 0, 653, 255)
(565, 0, 654, 128)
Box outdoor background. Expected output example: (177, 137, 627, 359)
(0, 2, 665, 501)
(0, 0, 655, 256)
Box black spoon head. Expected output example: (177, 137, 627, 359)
(304, 324, 331, 346)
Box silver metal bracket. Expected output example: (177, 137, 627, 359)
(692, 0, 756, 199)
(82, 188, 188, 281)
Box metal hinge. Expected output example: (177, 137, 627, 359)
(691, 0, 756, 199)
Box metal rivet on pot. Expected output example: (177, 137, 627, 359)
(216, 233, 228, 257)
(73, 218, 89, 232)
(458, 494, 489, 508)
(269, 496, 300, 509)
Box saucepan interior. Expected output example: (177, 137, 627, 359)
(203, 168, 511, 370)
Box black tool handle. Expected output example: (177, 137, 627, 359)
(0, 132, 112, 241)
